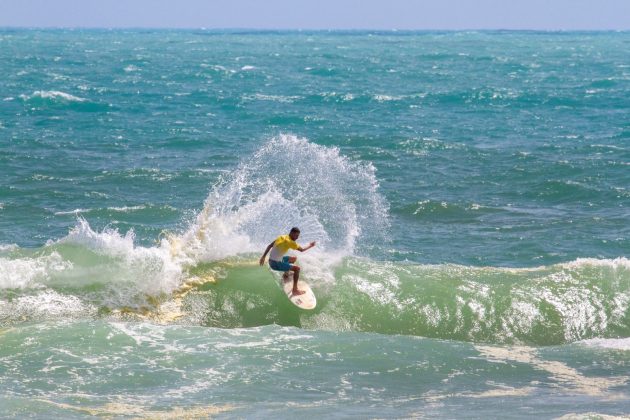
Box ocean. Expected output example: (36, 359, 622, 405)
(1, 29, 629, 418)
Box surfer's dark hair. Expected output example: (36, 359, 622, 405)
(290, 227, 300, 234)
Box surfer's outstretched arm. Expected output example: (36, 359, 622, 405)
(259, 241, 275, 266)
(298, 241, 316, 252)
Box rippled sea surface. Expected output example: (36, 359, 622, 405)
(1, 30, 629, 418)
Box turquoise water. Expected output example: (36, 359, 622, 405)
(1, 30, 629, 418)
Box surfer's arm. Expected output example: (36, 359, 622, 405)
(297, 241, 316, 252)
(259, 241, 275, 265)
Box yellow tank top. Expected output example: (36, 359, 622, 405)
(269, 235, 299, 261)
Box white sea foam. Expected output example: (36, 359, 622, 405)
(56, 218, 184, 295)
(106, 205, 149, 212)
(242, 93, 301, 103)
(373, 94, 405, 102)
(20, 90, 86, 102)
(0, 252, 72, 289)
(349, 274, 402, 309)
(475, 345, 628, 397)
(54, 205, 159, 216)
(0, 243, 18, 252)
(560, 257, 630, 270)
(555, 413, 628, 420)
(0, 290, 96, 322)
(581, 338, 630, 351)
(54, 208, 91, 215)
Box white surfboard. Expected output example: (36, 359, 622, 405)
(270, 269, 317, 310)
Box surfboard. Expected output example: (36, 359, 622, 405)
(270, 269, 317, 310)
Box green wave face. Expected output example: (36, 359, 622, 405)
(179, 257, 630, 346)
(2, 232, 629, 346)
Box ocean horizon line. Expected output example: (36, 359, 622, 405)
(1, 26, 629, 34)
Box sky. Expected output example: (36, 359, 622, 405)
(1, 0, 629, 30)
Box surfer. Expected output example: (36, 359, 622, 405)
(259, 227, 316, 296)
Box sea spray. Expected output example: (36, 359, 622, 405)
(178, 134, 389, 262)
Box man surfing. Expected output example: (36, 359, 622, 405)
(259, 227, 316, 296)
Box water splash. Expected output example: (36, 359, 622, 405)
(1, 134, 390, 323)
(175, 134, 389, 263)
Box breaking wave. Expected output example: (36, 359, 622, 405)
(1, 134, 628, 346)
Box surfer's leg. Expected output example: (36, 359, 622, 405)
(290, 265, 305, 295)
(280, 256, 293, 281)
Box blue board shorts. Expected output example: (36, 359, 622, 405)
(269, 256, 292, 272)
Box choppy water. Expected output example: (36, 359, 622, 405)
(1, 30, 629, 418)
